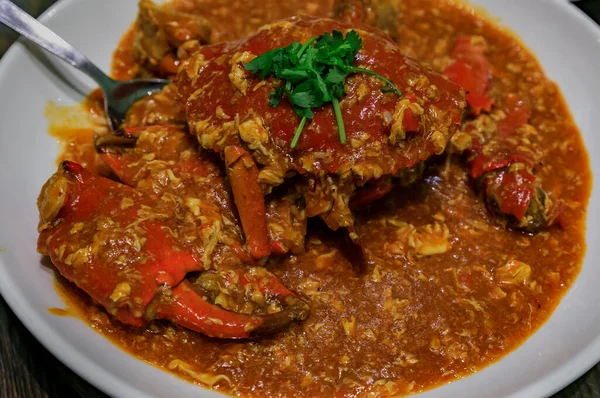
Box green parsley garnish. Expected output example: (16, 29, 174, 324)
(245, 30, 402, 148)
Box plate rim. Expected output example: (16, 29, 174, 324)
(0, 3, 176, 397)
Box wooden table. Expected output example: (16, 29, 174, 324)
(1, 1, 600, 397)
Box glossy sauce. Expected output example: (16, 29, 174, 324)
(47, 307, 72, 317)
(45, 90, 110, 176)
(48, 0, 590, 396)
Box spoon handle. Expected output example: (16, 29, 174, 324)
(0, 0, 114, 88)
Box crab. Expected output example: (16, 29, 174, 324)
(37, 0, 563, 340)
(37, 123, 309, 339)
(443, 35, 562, 232)
(134, 0, 212, 77)
(174, 1, 467, 259)
(133, 0, 562, 241)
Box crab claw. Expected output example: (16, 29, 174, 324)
(37, 162, 309, 338)
(37, 161, 201, 327)
(456, 95, 562, 233)
(224, 146, 271, 260)
(479, 164, 561, 233)
(153, 272, 310, 338)
(444, 36, 493, 115)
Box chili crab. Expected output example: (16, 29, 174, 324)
(175, 7, 467, 259)
(37, 123, 309, 338)
(134, 0, 212, 77)
(132, 0, 561, 266)
(36, 0, 564, 342)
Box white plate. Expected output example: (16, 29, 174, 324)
(0, 0, 598, 397)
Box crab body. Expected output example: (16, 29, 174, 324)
(176, 15, 466, 256)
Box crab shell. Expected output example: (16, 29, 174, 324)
(177, 16, 466, 188)
(37, 125, 310, 338)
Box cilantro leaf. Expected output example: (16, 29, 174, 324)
(245, 49, 274, 77)
(313, 72, 331, 103)
(294, 107, 314, 119)
(269, 86, 286, 108)
(325, 66, 347, 85)
(245, 29, 401, 148)
(279, 68, 310, 83)
(288, 80, 320, 109)
(330, 82, 345, 100)
(343, 30, 362, 63)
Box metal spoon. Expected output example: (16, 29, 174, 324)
(0, 0, 169, 131)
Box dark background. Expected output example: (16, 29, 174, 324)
(1, 0, 600, 397)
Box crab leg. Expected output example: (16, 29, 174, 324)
(266, 188, 307, 255)
(153, 275, 309, 338)
(444, 36, 493, 115)
(38, 161, 309, 338)
(224, 146, 271, 259)
(454, 98, 561, 231)
(443, 36, 562, 232)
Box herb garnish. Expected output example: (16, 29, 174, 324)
(245, 30, 402, 148)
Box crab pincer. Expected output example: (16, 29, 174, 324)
(444, 36, 493, 115)
(224, 146, 271, 260)
(37, 161, 308, 338)
(442, 35, 561, 232)
(454, 95, 562, 232)
(38, 123, 310, 338)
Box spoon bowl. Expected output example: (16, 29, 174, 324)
(0, 0, 169, 130)
(101, 77, 169, 130)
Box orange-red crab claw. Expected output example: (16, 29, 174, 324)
(97, 127, 305, 259)
(444, 36, 493, 115)
(459, 96, 562, 232)
(224, 145, 271, 260)
(37, 161, 309, 338)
